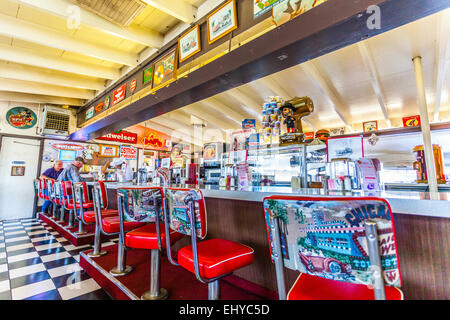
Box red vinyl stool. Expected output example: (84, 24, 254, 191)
(164, 188, 254, 300)
(60, 181, 94, 231)
(58, 181, 74, 227)
(262, 195, 404, 300)
(33, 179, 44, 218)
(117, 187, 184, 300)
(91, 186, 145, 276)
(72, 182, 97, 235)
(46, 180, 61, 220)
(87, 181, 118, 258)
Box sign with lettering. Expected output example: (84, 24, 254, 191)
(6, 107, 37, 129)
(104, 95, 110, 109)
(51, 143, 85, 151)
(120, 146, 137, 160)
(94, 101, 104, 114)
(112, 83, 126, 105)
(85, 106, 94, 120)
(97, 130, 138, 144)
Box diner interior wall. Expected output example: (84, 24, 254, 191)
(0, 100, 79, 137)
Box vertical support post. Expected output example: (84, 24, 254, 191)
(412, 56, 439, 196)
(364, 221, 386, 300)
(208, 280, 220, 300)
(270, 216, 287, 300)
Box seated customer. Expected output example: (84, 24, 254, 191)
(57, 156, 85, 182)
(39, 160, 63, 214)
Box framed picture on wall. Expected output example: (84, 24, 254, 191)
(98, 144, 119, 157)
(152, 48, 178, 91)
(11, 166, 25, 176)
(143, 65, 153, 86)
(207, 0, 238, 44)
(178, 25, 201, 63)
(363, 121, 378, 132)
(326, 135, 364, 162)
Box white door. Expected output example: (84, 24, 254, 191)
(0, 137, 41, 220)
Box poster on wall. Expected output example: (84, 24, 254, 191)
(153, 48, 177, 91)
(99, 144, 119, 157)
(207, 0, 238, 44)
(120, 146, 137, 160)
(402, 115, 421, 127)
(178, 25, 201, 63)
(104, 96, 111, 110)
(59, 150, 77, 162)
(327, 135, 364, 161)
(272, 0, 328, 25)
(6, 107, 37, 129)
(254, 0, 282, 18)
(143, 65, 153, 86)
(129, 79, 137, 94)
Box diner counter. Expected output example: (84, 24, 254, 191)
(85, 181, 449, 299)
(86, 182, 450, 218)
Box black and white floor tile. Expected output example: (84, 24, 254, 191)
(0, 217, 118, 300)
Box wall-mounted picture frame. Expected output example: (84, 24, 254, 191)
(363, 120, 378, 132)
(326, 135, 364, 162)
(143, 65, 153, 86)
(98, 144, 119, 157)
(152, 48, 178, 91)
(178, 25, 201, 63)
(207, 0, 238, 44)
(11, 166, 25, 176)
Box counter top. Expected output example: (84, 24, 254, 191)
(86, 182, 450, 219)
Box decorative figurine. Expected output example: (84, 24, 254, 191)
(279, 96, 314, 145)
(280, 103, 297, 133)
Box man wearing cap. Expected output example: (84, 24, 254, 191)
(57, 156, 85, 182)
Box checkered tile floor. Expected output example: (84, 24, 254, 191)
(0, 217, 119, 300)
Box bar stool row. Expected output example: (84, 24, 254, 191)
(34, 179, 255, 300)
(34, 179, 403, 300)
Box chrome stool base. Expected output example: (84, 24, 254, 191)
(141, 288, 168, 300)
(87, 250, 107, 258)
(109, 265, 133, 277)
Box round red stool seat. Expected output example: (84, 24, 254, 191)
(178, 238, 254, 279)
(83, 209, 118, 224)
(101, 216, 145, 234)
(287, 273, 404, 300)
(125, 223, 184, 249)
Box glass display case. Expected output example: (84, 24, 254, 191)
(247, 145, 307, 187)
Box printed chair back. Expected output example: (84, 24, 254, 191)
(165, 188, 207, 239)
(263, 196, 401, 288)
(117, 187, 164, 223)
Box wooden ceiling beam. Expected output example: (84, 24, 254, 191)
(0, 62, 106, 91)
(0, 91, 84, 106)
(301, 61, 353, 131)
(0, 13, 138, 66)
(141, 0, 197, 23)
(0, 45, 119, 79)
(358, 42, 392, 127)
(0, 78, 93, 100)
(433, 9, 450, 122)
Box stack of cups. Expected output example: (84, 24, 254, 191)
(262, 96, 283, 141)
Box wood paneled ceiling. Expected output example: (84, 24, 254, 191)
(0, 0, 207, 107)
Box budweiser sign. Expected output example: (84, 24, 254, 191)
(97, 131, 137, 144)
